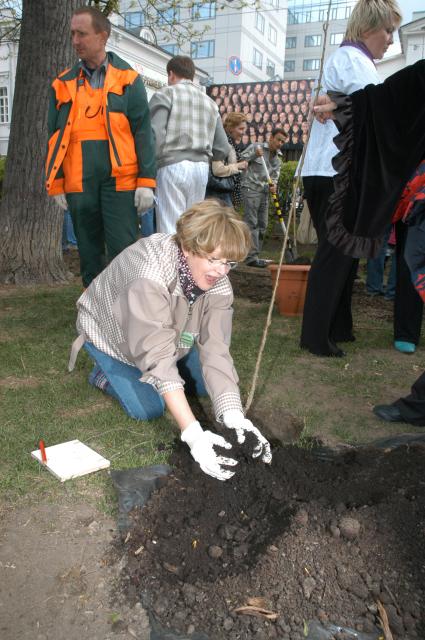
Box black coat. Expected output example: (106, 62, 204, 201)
(325, 59, 425, 258)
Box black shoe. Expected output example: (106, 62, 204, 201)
(332, 334, 355, 343)
(246, 258, 267, 268)
(373, 404, 405, 423)
(300, 342, 346, 358)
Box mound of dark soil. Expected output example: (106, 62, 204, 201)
(120, 434, 425, 640)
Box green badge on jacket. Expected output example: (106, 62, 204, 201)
(179, 331, 195, 348)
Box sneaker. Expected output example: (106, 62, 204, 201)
(88, 366, 110, 390)
(394, 340, 416, 354)
(366, 290, 384, 297)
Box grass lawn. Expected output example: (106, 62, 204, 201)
(1, 257, 424, 508)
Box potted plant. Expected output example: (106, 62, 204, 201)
(268, 262, 310, 317)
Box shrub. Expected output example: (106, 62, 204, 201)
(266, 160, 301, 238)
(278, 160, 299, 199)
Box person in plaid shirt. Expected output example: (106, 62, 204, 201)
(149, 56, 230, 234)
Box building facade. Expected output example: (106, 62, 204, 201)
(284, 3, 425, 82)
(118, 1, 287, 84)
(284, 0, 356, 80)
(0, 39, 18, 155)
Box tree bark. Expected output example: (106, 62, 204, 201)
(0, 0, 81, 284)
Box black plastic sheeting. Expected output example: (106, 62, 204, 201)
(149, 614, 208, 640)
(305, 621, 380, 639)
(149, 616, 380, 640)
(310, 432, 425, 462)
(111, 434, 425, 640)
(110, 464, 172, 533)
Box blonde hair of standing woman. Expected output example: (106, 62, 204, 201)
(345, 0, 402, 42)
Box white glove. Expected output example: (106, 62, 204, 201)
(53, 194, 68, 211)
(181, 421, 237, 481)
(222, 409, 272, 464)
(134, 187, 154, 214)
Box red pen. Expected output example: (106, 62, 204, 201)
(39, 440, 47, 464)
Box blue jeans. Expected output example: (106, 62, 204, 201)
(62, 210, 78, 249)
(366, 224, 396, 297)
(139, 207, 156, 237)
(84, 343, 207, 421)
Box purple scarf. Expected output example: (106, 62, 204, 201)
(177, 248, 206, 304)
(340, 40, 376, 66)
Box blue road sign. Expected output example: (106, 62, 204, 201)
(229, 56, 242, 76)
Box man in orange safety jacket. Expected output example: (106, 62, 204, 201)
(46, 6, 156, 286)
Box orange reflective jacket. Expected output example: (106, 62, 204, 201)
(46, 52, 156, 195)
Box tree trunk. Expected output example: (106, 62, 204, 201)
(0, 0, 81, 284)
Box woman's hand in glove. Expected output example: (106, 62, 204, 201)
(181, 421, 237, 481)
(222, 409, 272, 464)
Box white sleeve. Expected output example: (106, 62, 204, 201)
(324, 49, 380, 95)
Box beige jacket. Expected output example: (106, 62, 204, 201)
(73, 234, 243, 420)
(211, 146, 241, 177)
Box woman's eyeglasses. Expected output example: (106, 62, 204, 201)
(206, 257, 238, 270)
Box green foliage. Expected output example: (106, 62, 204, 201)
(278, 160, 299, 198)
(88, 0, 120, 16)
(265, 160, 299, 238)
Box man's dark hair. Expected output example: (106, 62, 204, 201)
(73, 6, 111, 37)
(271, 128, 287, 138)
(166, 56, 195, 81)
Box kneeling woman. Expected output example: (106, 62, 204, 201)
(69, 200, 271, 481)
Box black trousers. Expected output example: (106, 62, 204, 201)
(300, 176, 358, 356)
(395, 371, 425, 426)
(394, 219, 423, 344)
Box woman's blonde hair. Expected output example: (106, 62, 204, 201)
(345, 0, 402, 41)
(174, 200, 252, 262)
(223, 112, 247, 134)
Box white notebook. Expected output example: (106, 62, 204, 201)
(31, 439, 110, 482)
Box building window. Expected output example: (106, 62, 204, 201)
(162, 43, 179, 55)
(330, 32, 344, 45)
(330, 6, 348, 20)
(284, 60, 295, 72)
(255, 11, 265, 34)
(285, 36, 296, 49)
(303, 58, 320, 71)
(304, 34, 322, 47)
(191, 40, 215, 59)
(288, 10, 297, 24)
(288, 10, 312, 24)
(270, 0, 279, 7)
(0, 87, 8, 123)
(253, 47, 263, 69)
(289, 5, 350, 23)
(269, 24, 277, 45)
(124, 11, 145, 28)
(157, 7, 180, 25)
(191, 2, 216, 20)
(266, 59, 276, 77)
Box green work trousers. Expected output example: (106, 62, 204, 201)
(66, 140, 139, 287)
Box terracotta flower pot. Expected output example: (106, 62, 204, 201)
(267, 264, 311, 317)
